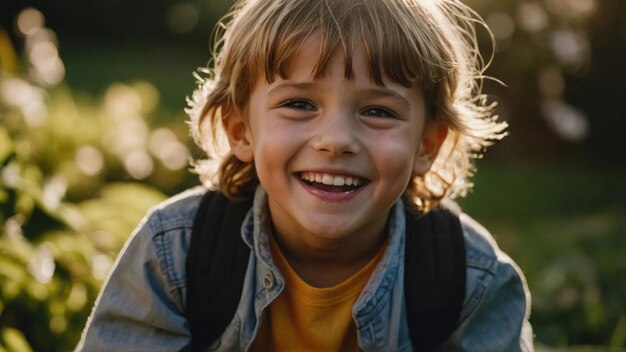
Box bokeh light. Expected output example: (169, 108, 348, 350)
(550, 29, 589, 68)
(103, 83, 143, 120)
(16, 7, 44, 36)
(545, 0, 597, 19)
(27, 246, 55, 285)
(166, 3, 200, 34)
(42, 175, 68, 210)
(148, 128, 190, 170)
(517, 2, 549, 33)
(17, 7, 65, 87)
(124, 150, 154, 179)
(91, 254, 113, 281)
(541, 99, 588, 142)
(487, 12, 516, 40)
(0, 78, 47, 126)
(538, 68, 565, 98)
(76, 145, 105, 176)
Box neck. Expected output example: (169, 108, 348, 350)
(271, 222, 388, 288)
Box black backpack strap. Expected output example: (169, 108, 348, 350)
(404, 206, 466, 351)
(185, 191, 253, 352)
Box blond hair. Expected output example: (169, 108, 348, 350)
(187, 0, 507, 211)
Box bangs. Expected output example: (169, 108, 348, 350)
(254, 0, 454, 91)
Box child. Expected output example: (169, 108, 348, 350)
(77, 0, 533, 350)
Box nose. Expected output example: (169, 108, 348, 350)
(311, 110, 360, 156)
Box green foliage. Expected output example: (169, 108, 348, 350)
(0, 26, 197, 351)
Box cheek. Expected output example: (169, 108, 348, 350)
(377, 143, 416, 174)
(251, 125, 302, 179)
(372, 128, 419, 165)
(370, 131, 420, 186)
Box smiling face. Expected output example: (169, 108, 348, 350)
(225, 33, 443, 250)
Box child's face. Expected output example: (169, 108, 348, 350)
(227, 33, 442, 246)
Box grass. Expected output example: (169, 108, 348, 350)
(460, 160, 626, 348)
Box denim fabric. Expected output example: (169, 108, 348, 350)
(77, 187, 534, 351)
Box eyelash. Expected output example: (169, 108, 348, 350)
(360, 106, 397, 119)
(279, 100, 397, 119)
(280, 99, 316, 111)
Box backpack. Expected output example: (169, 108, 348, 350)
(185, 191, 465, 351)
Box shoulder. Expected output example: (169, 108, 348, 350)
(435, 200, 501, 273)
(458, 211, 531, 310)
(459, 213, 501, 274)
(77, 188, 210, 350)
(453, 213, 533, 350)
(458, 213, 529, 294)
(143, 186, 208, 235)
(120, 186, 209, 299)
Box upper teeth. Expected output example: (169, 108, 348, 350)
(300, 172, 362, 186)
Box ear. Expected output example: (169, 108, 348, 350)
(223, 107, 254, 162)
(413, 121, 448, 176)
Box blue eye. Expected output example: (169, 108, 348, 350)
(280, 99, 316, 111)
(361, 106, 397, 118)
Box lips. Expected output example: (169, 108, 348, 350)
(297, 172, 369, 193)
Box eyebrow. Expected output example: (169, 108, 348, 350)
(267, 81, 319, 99)
(363, 88, 412, 111)
(267, 81, 413, 110)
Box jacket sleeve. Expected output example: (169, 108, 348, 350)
(442, 216, 534, 352)
(75, 209, 192, 352)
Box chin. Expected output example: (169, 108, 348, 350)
(300, 220, 361, 241)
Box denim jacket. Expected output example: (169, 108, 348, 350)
(77, 187, 534, 351)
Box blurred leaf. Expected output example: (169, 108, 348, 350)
(0, 128, 12, 163)
(0, 327, 32, 352)
(77, 183, 165, 251)
(609, 316, 626, 350)
(0, 258, 26, 300)
(0, 29, 20, 75)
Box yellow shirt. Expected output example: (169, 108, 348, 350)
(251, 237, 386, 352)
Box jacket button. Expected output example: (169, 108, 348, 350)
(263, 273, 274, 290)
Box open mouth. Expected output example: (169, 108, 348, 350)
(297, 172, 369, 193)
